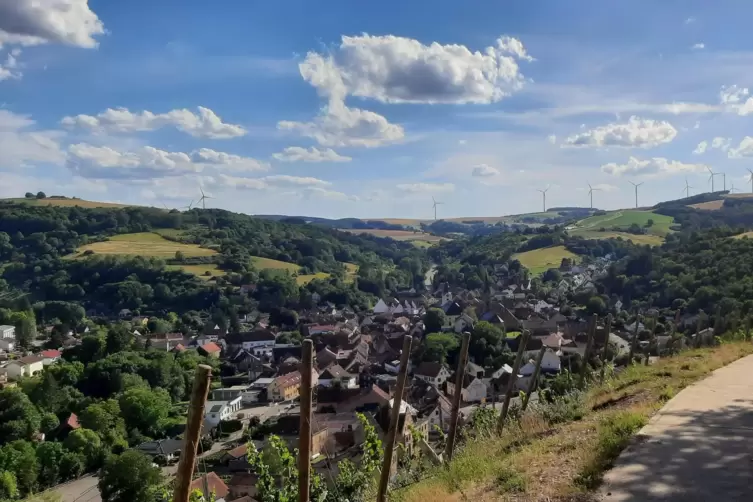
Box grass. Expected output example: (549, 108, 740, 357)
(568, 229, 665, 246)
(153, 228, 189, 239)
(166, 263, 224, 280)
(250, 256, 300, 273)
(733, 231, 753, 240)
(512, 245, 579, 275)
(688, 200, 725, 211)
(397, 340, 753, 502)
(2, 197, 132, 208)
(574, 210, 674, 237)
(72, 232, 217, 258)
(296, 272, 331, 285)
(339, 228, 445, 243)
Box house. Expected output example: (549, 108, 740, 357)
(228, 473, 258, 500)
(373, 299, 390, 314)
(0, 338, 14, 352)
(414, 362, 451, 386)
(204, 396, 243, 426)
(0, 325, 14, 339)
(56, 413, 81, 437)
(425, 395, 453, 432)
(311, 292, 322, 304)
(318, 364, 358, 389)
(189, 472, 229, 501)
(5, 355, 45, 380)
(466, 361, 485, 379)
(226, 330, 277, 356)
(40, 349, 62, 365)
(316, 347, 338, 368)
(220, 443, 249, 466)
(231, 349, 265, 378)
(454, 313, 475, 334)
(268, 370, 319, 402)
(447, 374, 487, 403)
(135, 438, 183, 462)
(197, 342, 221, 358)
(118, 309, 132, 319)
(520, 349, 561, 375)
(149, 332, 185, 351)
(240, 284, 257, 294)
(316, 384, 390, 413)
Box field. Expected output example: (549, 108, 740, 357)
(512, 246, 578, 275)
(339, 228, 444, 243)
(568, 229, 665, 246)
(689, 199, 725, 211)
(250, 256, 359, 285)
(733, 231, 753, 240)
(166, 263, 223, 280)
(2, 197, 132, 208)
(571, 210, 674, 243)
(72, 232, 217, 258)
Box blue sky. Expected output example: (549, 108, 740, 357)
(2, 1, 753, 218)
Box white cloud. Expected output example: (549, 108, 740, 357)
(0, 49, 21, 81)
(684, 17, 696, 24)
(61, 106, 247, 139)
(547, 134, 557, 144)
(691, 43, 705, 50)
(0, 0, 105, 48)
(728, 137, 753, 158)
(693, 141, 708, 154)
(471, 164, 500, 177)
(261, 175, 331, 187)
(217, 174, 268, 190)
(711, 137, 731, 151)
(720, 85, 749, 105)
(0, 110, 66, 169)
(563, 116, 677, 149)
(278, 99, 404, 148)
(601, 156, 707, 177)
(298, 33, 533, 104)
(591, 183, 618, 192)
(66, 143, 268, 180)
(302, 186, 359, 201)
(396, 182, 455, 193)
(271, 146, 351, 163)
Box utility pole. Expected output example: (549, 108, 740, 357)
(377, 335, 413, 502)
(298, 340, 314, 502)
(173, 365, 212, 502)
(445, 332, 471, 462)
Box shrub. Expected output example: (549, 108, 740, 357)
(577, 411, 647, 488)
(537, 391, 587, 425)
(495, 466, 527, 493)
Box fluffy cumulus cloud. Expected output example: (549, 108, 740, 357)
(61, 107, 247, 139)
(0, 49, 21, 81)
(0, 110, 66, 169)
(396, 182, 455, 193)
(272, 146, 351, 163)
(693, 141, 708, 155)
(298, 34, 533, 104)
(693, 137, 731, 155)
(563, 116, 677, 149)
(278, 100, 404, 148)
(215, 174, 355, 201)
(471, 164, 500, 177)
(719, 85, 749, 105)
(601, 156, 707, 177)
(0, 0, 105, 48)
(302, 186, 359, 201)
(691, 43, 705, 50)
(66, 144, 268, 180)
(728, 137, 753, 158)
(261, 175, 331, 187)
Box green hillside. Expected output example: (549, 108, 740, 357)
(570, 210, 674, 244)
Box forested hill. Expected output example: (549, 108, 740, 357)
(0, 202, 429, 324)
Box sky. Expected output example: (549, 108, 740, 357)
(3, 1, 753, 219)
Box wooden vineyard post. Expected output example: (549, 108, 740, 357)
(645, 312, 658, 366)
(377, 335, 413, 502)
(747, 316, 752, 342)
(695, 310, 704, 348)
(172, 365, 212, 502)
(600, 314, 613, 384)
(298, 340, 314, 502)
(629, 309, 641, 363)
(579, 314, 597, 388)
(497, 330, 530, 432)
(445, 332, 471, 462)
(521, 345, 546, 412)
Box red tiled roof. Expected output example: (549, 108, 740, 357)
(225, 443, 247, 459)
(40, 349, 62, 358)
(200, 342, 221, 353)
(189, 472, 228, 499)
(273, 370, 303, 389)
(171, 344, 187, 352)
(65, 413, 80, 430)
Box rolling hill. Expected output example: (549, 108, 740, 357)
(569, 210, 674, 245)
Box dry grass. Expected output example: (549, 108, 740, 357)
(4, 197, 132, 208)
(73, 232, 217, 258)
(250, 256, 300, 273)
(512, 246, 579, 275)
(296, 272, 330, 285)
(166, 263, 223, 279)
(398, 341, 753, 502)
(688, 200, 724, 211)
(568, 229, 665, 246)
(733, 231, 753, 240)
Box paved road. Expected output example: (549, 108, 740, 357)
(599, 353, 753, 501)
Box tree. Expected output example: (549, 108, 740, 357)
(586, 296, 607, 316)
(98, 450, 163, 502)
(36, 441, 65, 487)
(40, 412, 60, 435)
(64, 428, 102, 470)
(35, 192, 46, 199)
(0, 440, 38, 494)
(118, 387, 171, 437)
(105, 325, 133, 354)
(79, 400, 127, 449)
(424, 308, 447, 334)
(24, 192, 34, 199)
(174, 251, 184, 261)
(421, 333, 460, 364)
(0, 470, 17, 500)
(0, 389, 41, 444)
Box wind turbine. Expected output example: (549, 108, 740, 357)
(730, 182, 740, 193)
(628, 181, 643, 208)
(432, 196, 444, 220)
(198, 187, 213, 209)
(748, 168, 753, 193)
(181, 199, 195, 211)
(707, 166, 719, 192)
(587, 183, 601, 209)
(683, 177, 693, 198)
(722, 172, 727, 191)
(537, 186, 550, 212)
